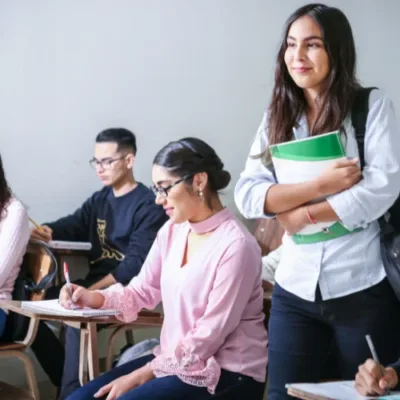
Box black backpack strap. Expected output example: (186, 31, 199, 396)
(351, 87, 378, 169)
(24, 239, 58, 293)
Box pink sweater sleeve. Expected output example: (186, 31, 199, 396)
(98, 233, 162, 322)
(150, 237, 262, 394)
(0, 200, 30, 289)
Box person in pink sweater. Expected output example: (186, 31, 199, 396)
(60, 138, 268, 400)
(0, 154, 30, 338)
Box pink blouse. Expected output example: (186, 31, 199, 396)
(100, 208, 268, 393)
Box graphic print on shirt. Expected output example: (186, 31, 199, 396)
(90, 219, 125, 264)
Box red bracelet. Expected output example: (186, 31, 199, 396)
(306, 207, 317, 224)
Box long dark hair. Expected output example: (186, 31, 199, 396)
(268, 3, 360, 146)
(0, 154, 12, 219)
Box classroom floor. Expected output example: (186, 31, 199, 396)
(39, 381, 57, 400)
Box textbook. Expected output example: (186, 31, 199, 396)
(269, 131, 357, 244)
(286, 381, 400, 399)
(48, 241, 92, 251)
(21, 299, 119, 317)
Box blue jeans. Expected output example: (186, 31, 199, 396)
(58, 328, 159, 399)
(267, 278, 400, 399)
(0, 309, 7, 339)
(67, 354, 265, 400)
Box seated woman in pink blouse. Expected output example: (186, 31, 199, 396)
(0, 154, 30, 338)
(60, 137, 268, 400)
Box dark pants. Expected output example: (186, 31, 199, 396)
(66, 354, 265, 400)
(30, 278, 98, 388)
(267, 278, 400, 400)
(0, 309, 7, 339)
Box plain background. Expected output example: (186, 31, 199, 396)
(1, 0, 399, 223)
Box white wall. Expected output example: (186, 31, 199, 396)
(1, 0, 399, 224)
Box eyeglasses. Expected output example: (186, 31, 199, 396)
(89, 155, 127, 170)
(151, 177, 187, 198)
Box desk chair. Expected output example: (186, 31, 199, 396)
(0, 240, 57, 400)
(104, 311, 164, 371)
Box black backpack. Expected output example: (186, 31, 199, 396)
(352, 87, 400, 299)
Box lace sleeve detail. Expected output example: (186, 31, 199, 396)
(149, 344, 221, 394)
(96, 283, 140, 322)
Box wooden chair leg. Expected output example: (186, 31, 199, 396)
(106, 326, 135, 371)
(8, 350, 40, 400)
(87, 322, 100, 381)
(79, 328, 89, 386)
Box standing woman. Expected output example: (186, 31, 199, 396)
(0, 154, 30, 338)
(235, 3, 400, 399)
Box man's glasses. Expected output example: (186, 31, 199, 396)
(89, 155, 127, 170)
(151, 177, 188, 198)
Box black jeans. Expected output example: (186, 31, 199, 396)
(267, 278, 400, 399)
(30, 278, 98, 387)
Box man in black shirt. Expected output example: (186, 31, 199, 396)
(30, 128, 167, 398)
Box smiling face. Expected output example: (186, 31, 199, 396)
(284, 15, 330, 95)
(151, 164, 207, 224)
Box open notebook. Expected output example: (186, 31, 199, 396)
(286, 381, 400, 400)
(21, 299, 120, 317)
(48, 241, 92, 251)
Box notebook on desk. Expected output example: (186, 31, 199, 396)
(48, 241, 92, 251)
(21, 299, 119, 317)
(286, 381, 400, 400)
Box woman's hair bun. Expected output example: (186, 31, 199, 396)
(211, 169, 231, 191)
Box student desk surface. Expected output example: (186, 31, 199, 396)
(0, 300, 163, 386)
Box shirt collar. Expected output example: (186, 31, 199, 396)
(188, 207, 231, 234)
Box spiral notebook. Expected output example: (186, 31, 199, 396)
(21, 299, 119, 317)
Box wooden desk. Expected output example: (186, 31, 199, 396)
(0, 301, 163, 385)
(287, 387, 313, 399)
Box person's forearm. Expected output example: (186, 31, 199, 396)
(89, 291, 107, 309)
(88, 274, 116, 291)
(307, 201, 340, 223)
(265, 181, 323, 214)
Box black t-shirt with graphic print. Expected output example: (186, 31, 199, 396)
(46, 183, 167, 284)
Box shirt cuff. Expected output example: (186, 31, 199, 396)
(253, 182, 276, 219)
(96, 284, 140, 322)
(326, 190, 367, 230)
(149, 344, 221, 394)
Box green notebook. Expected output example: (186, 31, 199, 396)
(269, 131, 360, 244)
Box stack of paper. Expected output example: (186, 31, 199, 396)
(21, 299, 119, 317)
(286, 381, 400, 399)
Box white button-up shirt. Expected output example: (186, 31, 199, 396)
(235, 89, 400, 301)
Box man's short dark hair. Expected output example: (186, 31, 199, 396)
(96, 128, 137, 155)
